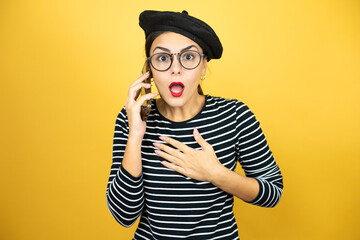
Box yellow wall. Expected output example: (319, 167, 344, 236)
(1, 0, 359, 239)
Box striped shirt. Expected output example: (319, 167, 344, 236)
(106, 95, 283, 239)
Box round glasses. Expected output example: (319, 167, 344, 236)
(147, 50, 205, 72)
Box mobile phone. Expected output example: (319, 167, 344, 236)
(140, 61, 152, 121)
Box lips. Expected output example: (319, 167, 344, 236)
(169, 82, 185, 97)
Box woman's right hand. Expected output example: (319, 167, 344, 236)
(125, 72, 158, 139)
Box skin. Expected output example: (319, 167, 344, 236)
(150, 32, 207, 122)
(122, 32, 259, 202)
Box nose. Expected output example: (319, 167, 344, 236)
(170, 54, 181, 75)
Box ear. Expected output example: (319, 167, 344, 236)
(201, 57, 207, 76)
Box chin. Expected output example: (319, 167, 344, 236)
(160, 93, 187, 106)
(164, 96, 186, 106)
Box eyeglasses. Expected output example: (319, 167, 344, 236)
(147, 50, 205, 72)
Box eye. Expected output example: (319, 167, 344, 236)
(182, 53, 195, 61)
(155, 54, 170, 62)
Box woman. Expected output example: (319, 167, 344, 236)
(106, 10, 283, 239)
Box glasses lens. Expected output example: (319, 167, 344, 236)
(150, 53, 172, 71)
(180, 51, 201, 69)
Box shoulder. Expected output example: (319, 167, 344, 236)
(117, 105, 128, 120)
(114, 106, 129, 131)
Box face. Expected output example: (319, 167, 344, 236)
(149, 32, 207, 107)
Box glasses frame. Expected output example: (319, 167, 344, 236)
(147, 50, 205, 72)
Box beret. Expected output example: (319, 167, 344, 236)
(139, 10, 223, 61)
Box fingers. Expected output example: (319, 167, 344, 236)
(160, 160, 186, 175)
(154, 130, 211, 155)
(128, 71, 150, 101)
(136, 92, 158, 107)
(155, 148, 183, 166)
(158, 136, 192, 153)
(153, 142, 184, 160)
(193, 128, 211, 150)
(130, 71, 150, 88)
(128, 82, 152, 102)
(153, 141, 185, 173)
(155, 147, 186, 175)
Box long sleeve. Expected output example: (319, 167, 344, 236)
(106, 107, 144, 227)
(235, 102, 284, 207)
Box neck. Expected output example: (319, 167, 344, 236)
(156, 94, 205, 122)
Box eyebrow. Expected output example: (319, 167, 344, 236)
(152, 45, 199, 53)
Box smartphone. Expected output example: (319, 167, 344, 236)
(140, 61, 152, 121)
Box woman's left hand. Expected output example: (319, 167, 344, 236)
(153, 128, 224, 182)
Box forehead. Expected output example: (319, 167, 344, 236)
(150, 32, 202, 53)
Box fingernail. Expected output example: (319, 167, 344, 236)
(153, 142, 160, 147)
(194, 128, 199, 135)
(159, 136, 165, 141)
(155, 150, 161, 155)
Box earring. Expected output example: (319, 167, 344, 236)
(200, 75, 206, 80)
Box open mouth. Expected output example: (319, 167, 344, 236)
(169, 82, 185, 97)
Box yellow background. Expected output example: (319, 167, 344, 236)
(1, 0, 359, 239)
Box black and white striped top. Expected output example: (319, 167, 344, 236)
(106, 95, 283, 239)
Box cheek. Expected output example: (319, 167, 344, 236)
(190, 71, 202, 85)
(152, 78, 167, 93)
(184, 75, 201, 93)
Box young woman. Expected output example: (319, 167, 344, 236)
(106, 10, 283, 239)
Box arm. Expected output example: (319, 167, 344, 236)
(106, 72, 158, 227)
(105, 108, 144, 227)
(154, 102, 283, 207)
(208, 166, 260, 203)
(155, 129, 266, 204)
(232, 102, 283, 207)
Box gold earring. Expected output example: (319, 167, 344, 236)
(200, 75, 206, 80)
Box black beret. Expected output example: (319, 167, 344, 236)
(139, 10, 223, 61)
